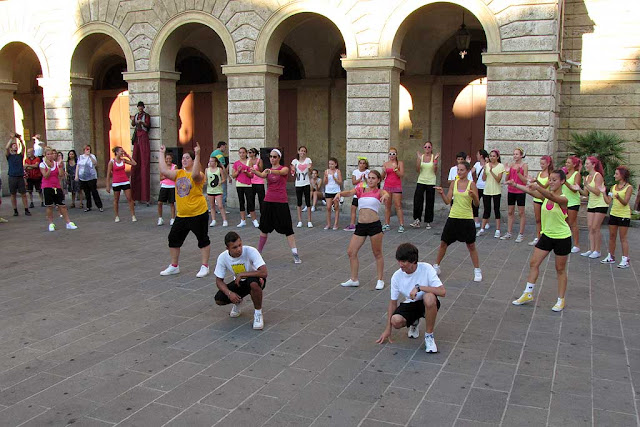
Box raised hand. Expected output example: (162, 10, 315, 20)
(466, 155, 472, 163)
(434, 153, 440, 162)
(194, 142, 201, 156)
(160, 145, 166, 154)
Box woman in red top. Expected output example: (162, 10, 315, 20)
(252, 149, 301, 264)
(502, 148, 528, 242)
(381, 147, 405, 232)
(107, 146, 138, 223)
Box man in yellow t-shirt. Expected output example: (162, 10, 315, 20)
(158, 142, 211, 278)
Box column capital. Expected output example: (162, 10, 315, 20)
(0, 82, 18, 92)
(221, 63, 283, 76)
(341, 57, 406, 71)
(70, 77, 93, 87)
(122, 71, 181, 82)
(482, 52, 561, 66)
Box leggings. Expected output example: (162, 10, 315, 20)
(80, 179, 103, 209)
(252, 183, 265, 211)
(482, 194, 501, 219)
(413, 183, 435, 223)
(237, 186, 255, 212)
(473, 188, 484, 218)
(295, 185, 311, 207)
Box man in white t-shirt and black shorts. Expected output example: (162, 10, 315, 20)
(214, 232, 268, 330)
(376, 243, 446, 353)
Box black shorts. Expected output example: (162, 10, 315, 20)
(393, 298, 440, 327)
(43, 187, 65, 206)
(168, 212, 210, 249)
(567, 204, 580, 211)
(113, 183, 131, 192)
(295, 185, 311, 207)
(26, 178, 42, 193)
(352, 197, 358, 207)
(587, 207, 608, 214)
(441, 217, 476, 245)
(354, 220, 382, 237)
(259, 202, 294, 236)
(609, 215, 630, 227)
(507, 192, 526, 206)
(214, 277, 266, 305)
(158, 187, 175, 204)
(8, 176, 26, 194)
(535, 234, 571, 256)
(325, 193, 337, 200)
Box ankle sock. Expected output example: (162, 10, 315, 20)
(291, 247, 298, 255)
(525, 282, 535, 293)
(424, 332, 433, 338)
(255, 309, 262, 315)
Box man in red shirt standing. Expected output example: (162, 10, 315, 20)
(24, 147, 43, 208)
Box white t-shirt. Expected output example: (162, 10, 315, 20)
(390, 262, 442, 303)
(214, 245, 265, 280)
(448, 165, 473, 182)
(351, 168, 370, 199)
(473, 162, 486, 190)
(291, 158, 312, 187)
(33, 139, 45, 157)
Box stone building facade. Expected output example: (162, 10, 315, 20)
(0, 0, 638, 201)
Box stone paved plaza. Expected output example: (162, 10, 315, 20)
(0, 199, 639, 426)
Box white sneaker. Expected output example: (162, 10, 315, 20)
(408, 320, 419, 339)
(494, 230, 501, 238)
(115, 216, 120, 223)
(571, 246, 580, 253)
(196, 265, 209, 278)
(473, 268, 482, 282)
(307, 221, 313, 228)
(476, 229, 485, 237)
(618, 258, 630, 269)
(223, 220, 228, 227)
(132, 216, 137, 222)
(311, 206, 316, 212)
(601, 253, 616, 264)
(515, 233, 524, 243)
(588, 251, 601, 259)
(424, 334, 438, 353)
(253, 312, 264, 330)
(210, 220, 216, 227)
(66, 222, 78, 230)
(340, 279, 360, 287)
(375, 280, 385, 290)
(48, 223, 55, 232)
(169, 218, 175, 226)
(485, 223, 490, 230)
(322, 200, 326, 205)
(425, 223, 431, 230)
(253, 219, 259, 228)
(500, 232, 512, 240)
(160, 264, 180, 276)
(528, 238, 539, 246)
(157, 218, 164, 226)
(433, 264, 441, 276)
(296, 221, 302, 228)
(475, 222, 481, 229)
(580, 250, 592, 257)
(237, 220, 246, 228)
(229, 304, 241, 318)
(302, 206, 308, 212)
(293, 254, 302, 264)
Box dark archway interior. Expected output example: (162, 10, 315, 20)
(176, 48, 216, 85)
(441, 40, 487, 75)
(278, 44, 305, 81)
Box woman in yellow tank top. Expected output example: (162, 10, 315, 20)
(578, 156, 607, 259)
(508, 169, 571, 312)
(529, 155, 553, 246)
(562, 156, 582, 253)
(411, 141, 439, 229)
(433, 161, 482, 283)
(601, 166, 632, 268)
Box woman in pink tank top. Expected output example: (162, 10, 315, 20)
(502, 148, 528, 241)
(39, 147, 77, 232)
(251, 148, 301, 264)
(381, 147, 405, 232)
(248, 148, 265, 211)
(107, 146, 138, 223)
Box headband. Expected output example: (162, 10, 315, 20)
(357, 156, 368, 161)
(270, 149, 282, 157)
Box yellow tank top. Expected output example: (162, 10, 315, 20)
(562, 171, 581, 207)
(610, 183, 631, 219)
(586, 172, 608, 209)
(541, 198, 571, 239)
(449, 179, 473, 219)
(175, 169, 208, 217)
(533, 172, 549, 203)
(417, 154, 436, 185)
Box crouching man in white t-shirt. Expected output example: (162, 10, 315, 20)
(376, 243, 446, 353)
(214, 232, 268, 330)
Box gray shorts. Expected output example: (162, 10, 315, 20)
(9, 176, 26, 194)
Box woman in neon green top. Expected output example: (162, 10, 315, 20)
(562, 156, 582, 253)
(508, 169, 571, 312)
(433, 161, 482, 283)
(529, 155, 553, 246)
(577, 156, 607, 259)
(601, 166, 633, 268)
(411, 141, 439, 229)
(478, 150, 505, 237)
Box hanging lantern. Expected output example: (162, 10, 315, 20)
(455, 12, 471, 59)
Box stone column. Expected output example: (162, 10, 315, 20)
(221, 64, 283, 209)
(70, 77, 93, 153)
(0, 82, 18, 196)
(123, 71, 180, 200)
(341, 58, 406, 173)
(483, 53, 561, 174)
(38, 77, 74, 152)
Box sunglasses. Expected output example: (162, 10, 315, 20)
(388, 152, 397, 156)
(269, 155, 279, 159)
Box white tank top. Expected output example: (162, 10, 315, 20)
(356, 187, 381, 213)
(325, 170, 340, 193)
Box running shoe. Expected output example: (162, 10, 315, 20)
(571, 246, 580, 253)
(476, 229, 486, 237)
(29, 202, 34, 208)
(157, 218, 164, 226)
(99, 208, 104, 212)
(485, 223, 490, 230)
(25, 209, 31, 216)
(424, 334, 438, 353)
(580, 250, 592, 257)
(340, 279, 359, 287)
(0, 217, 8, 223)
(196, 265, 209, 278)
(332, 226, 339, 230)
(500, 232, 512, 240)
(323, 225, 330, 230)
(375, 280, 385, 290)
(222, 220, 228, 227)
(253, 312, 264, 330)
(588, 251, 601, 259)
(229, 304, 241, 318)
(160, 265, 180, 276)
(601, 253, 616, 264)
(302, 206, 308, 212)
(307, 221, 313, 228)
(512, 292, 533, 306)
(13, 210, 18, 216)
(473, 268, 482, 282)
(66, 222, 78, 230)
(426, 223, 432, 230)
(84, 208, 92, 212)
(475, 222, 481, 229)
(528, 237, 539, 246)
(398, 225, 405, 233)
(114, 216, 120, 223)
(433, 264, 441, 276)
(253, 219, 260, 228)
(296, 221, 302, 228)
(322, 200, 327, 205)
(408, 320, 419, 339)
(237, 220, 246, 228)
(382, 224, 390, 232)
(494, 230, 501, 238)
(552, 299, 565, 312)
(515, 233, 524, 243)
(293, 254, 302, 264)
(210, 220, 216, 227)
(311, 206, 316, 212)
(132, 216, 137, 222)
(48, 223, 55, 232)
(410, 219, 421, 228)
(618, 258, 630, 269)
(343, 224, 356, 231)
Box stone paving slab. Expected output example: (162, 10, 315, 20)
(0, 199, 639, 426)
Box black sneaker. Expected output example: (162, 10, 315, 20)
(25, 209, 31, 216)
(13, 210, 18, 216)
(29, 202, 34, 208)
(40, 202, 45, 207)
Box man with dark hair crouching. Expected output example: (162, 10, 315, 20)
(376, 242, 446, 353)
(214, 232, 268, 330)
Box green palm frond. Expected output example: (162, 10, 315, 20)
(568, 130, 631, 187)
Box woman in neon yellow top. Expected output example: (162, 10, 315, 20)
(601, 166, 633, 268)
(577, 156, 607, 259)
(562, 156, 582, 253)
(433, 161, 482, 283)
(478, 150, 505, 237)
(411, 141, 439, 229)
(508, 169, 571, 312)
(529, 155, 553, 246)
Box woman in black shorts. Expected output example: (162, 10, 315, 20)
(334, 170, 389, 290)
(601, 166, 632, 268)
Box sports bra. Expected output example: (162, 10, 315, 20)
(356, 186, 381, 213)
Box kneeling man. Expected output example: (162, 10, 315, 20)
(214, 232, 268, 329)
(376, 242, 445, 353)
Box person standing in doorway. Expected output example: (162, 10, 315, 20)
(24, 147, 43, 208)
(130, 101, 151, 205)
(291, 146, 313, 228)
(411, 142, 438, 230)
(5, 133, 31, 216)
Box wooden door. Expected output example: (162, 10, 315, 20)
(102, 92, 131, 172)
(177, 91, 213, 169)
(441, 81, 486, 185)
(279, 88, 297, 177)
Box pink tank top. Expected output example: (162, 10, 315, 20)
(507, 165, 525, 194)
(251, 162, 263, 185)
(161, 164, 176, 187)
(384, 167, 402, 188)
(112, 159, 128, 184)
(264, 166, 288, 203)
(40, 161, 60, 189)
(233, 160, 252, 186)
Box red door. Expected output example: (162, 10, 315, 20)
(177, 91, 213, 169)
(102, 91, 131, 173)
(279, 88, 297, 177)
(441, 81, 487, 185)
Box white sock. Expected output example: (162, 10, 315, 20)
(255, 309, 262, 315)
(556, 297, 564, 305)
(291, 248, 298, 255)
(424, 332, 433, 338)
(525, 282, 535, 293)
